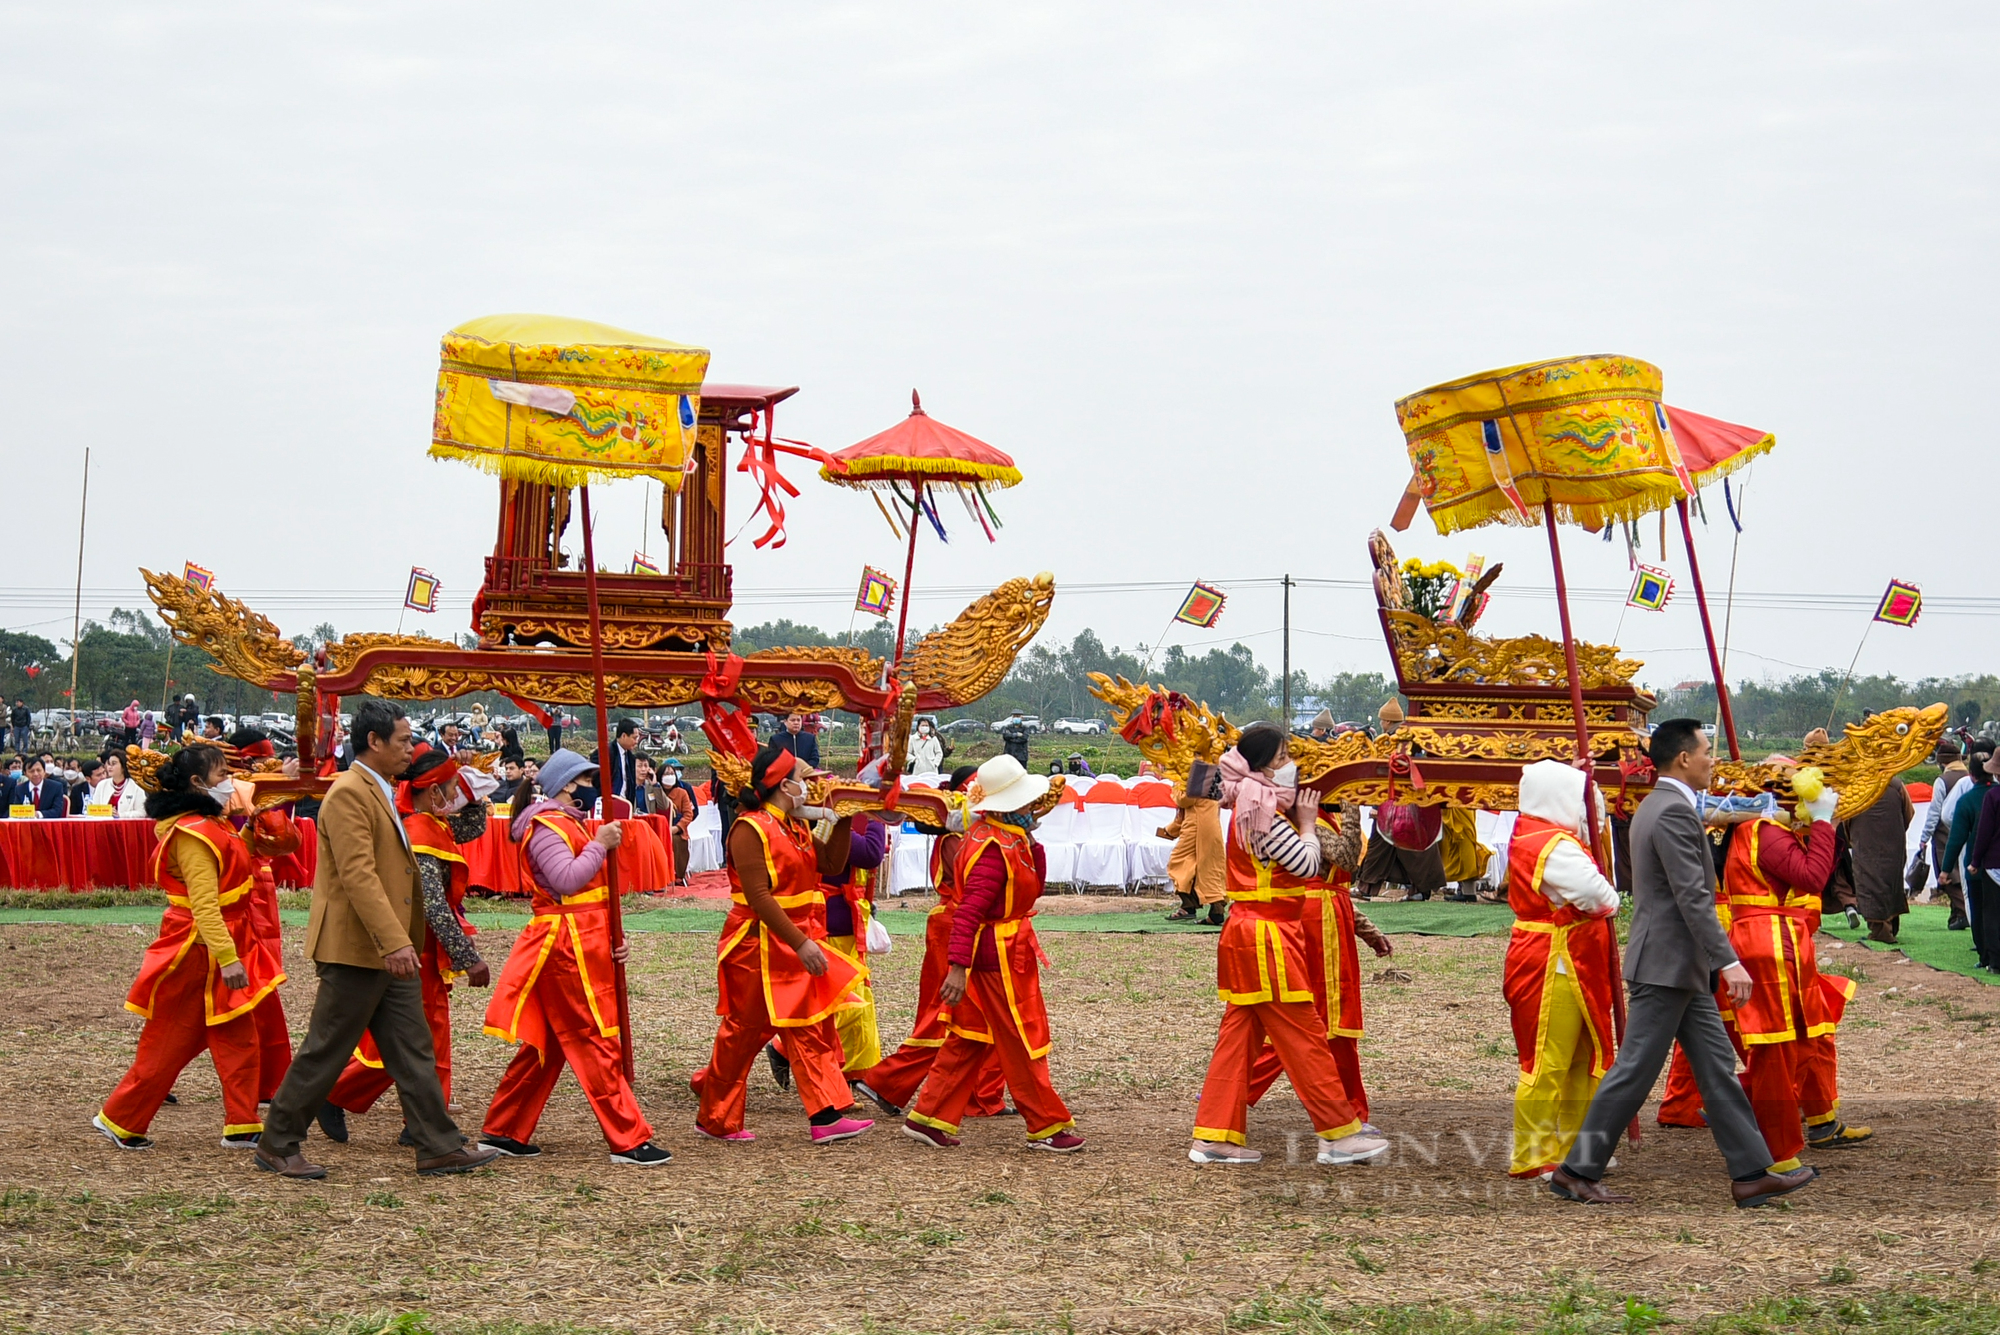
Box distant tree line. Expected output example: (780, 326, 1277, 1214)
(1655, 671, 2000, 741)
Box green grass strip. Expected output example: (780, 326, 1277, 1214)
(1820, 901, 1997, 986)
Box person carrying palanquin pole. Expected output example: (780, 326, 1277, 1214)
(691, 740, 876, 1144)
(96, 744, 285, 1151)
(902, 754, 1083, 1153)
(854, 766, 1006, 1119)
(1501, 760, 1621, 1180)
(478, 749, 672, 1167)
(1245, 795, 1392, 1124)
(318, 744, 492, 1144)
(1187, 722, 1388, 1167)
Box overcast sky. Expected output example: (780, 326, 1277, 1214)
(4, 3, 1994, 697)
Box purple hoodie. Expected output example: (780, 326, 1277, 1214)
(510, 797, 607, 898)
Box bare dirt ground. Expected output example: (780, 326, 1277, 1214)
(0, 916, 1994, 1333)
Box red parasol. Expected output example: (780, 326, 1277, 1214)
(821, 391, 1022, 673)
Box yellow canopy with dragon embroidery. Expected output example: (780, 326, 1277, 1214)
(430, 314, 710, 489)
(1395, 355, 1695, 535)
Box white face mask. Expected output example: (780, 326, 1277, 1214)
(1271, 760, 1298, 790)
(208, 780, 237, 804)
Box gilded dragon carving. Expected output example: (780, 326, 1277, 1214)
(1711, 703, 1949, 821)
(912, 572, 1057, 707)
(1385, 610, 1643, 692)
(142, 568, 306, 683)
(1085, 674, 1239, 786)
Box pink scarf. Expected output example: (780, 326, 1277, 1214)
(1219, 747, 1292, 840)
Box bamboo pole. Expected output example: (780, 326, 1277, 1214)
(579, 485, 636, 1082)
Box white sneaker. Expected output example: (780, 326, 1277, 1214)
(1188, 1141, 1262, 1165)
(1318, 1133, 1390, 1166)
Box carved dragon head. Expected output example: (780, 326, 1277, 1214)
(142, 567, 305, 687)
(1712, 702, 1948, 821)
(1086, 674, 1238, 787)
(911, 572, 1056, 707)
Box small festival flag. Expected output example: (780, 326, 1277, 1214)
(855, 566, 897, 619)
(1626, 563, 1675, 612)
(183, 561, 215, 592)
(1445, 554, 1485, 622)
(404, 567, 441, 613)
(1874, 579, 1922, 627)
(1174, 582, 1228, 629)
(630, 551, 663, 576)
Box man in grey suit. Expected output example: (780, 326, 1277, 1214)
(1550, 719, 1817, 1209)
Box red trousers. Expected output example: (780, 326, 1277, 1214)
(909, 971, 1073, 1140)
(102, 945, 263, 1137)
(693, 945, 851, 1136)
(1246, 1034, 1368, 1122)
(328, 966, 453, 1111)
(1741, 1041, 1806, 1169)
(480, 958, 652, 1154)
(1194, 999, 1362, 1145)
(254, 992, 293, 1103)
(1660, 1033, 1840, 1139)
(862, 1037, 1006, 1116)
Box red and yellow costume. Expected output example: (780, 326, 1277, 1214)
(1246, 817, 1371, 1118)
(1655, 816, 1840, 1169)
(692, 806, 863, 1136)
(100, 813, 286, 1139)
(1191, 822, 1364, 1148)
(908, 817, 1075, 1141)
(857, 825, 1006, 1115)
(1502, 815, 1620, 1177)
(480, 806, 652, 1153)
(328, 808, 478, 1111)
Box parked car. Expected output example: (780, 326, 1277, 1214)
(1052, 717, 1105, 736)
(989, 716, 1042, 734)
(937, 718, 985, 737)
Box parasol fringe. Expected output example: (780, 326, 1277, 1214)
(427, 441, 687, 492)
(1688, 431, 1775, 490)
(1425, 486, 1695, 538)
(819, 455, 1022, 489)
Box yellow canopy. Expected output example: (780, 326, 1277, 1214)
(430, 314, 711, 488)
(1395, 355, 1693, 535)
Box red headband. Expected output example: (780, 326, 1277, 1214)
(762, 748, 797, 786)
(407, 756, 462, 791)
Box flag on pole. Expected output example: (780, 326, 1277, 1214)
(1174, 582, 1228, 628)
(183, 561, 215, 591)
(1626, 564, 1675, 612)
(405, 567, 441, 613)
(855, 566, 897, 618)
(1874, 579, 1922, 627)
(630, 552, 662, 576)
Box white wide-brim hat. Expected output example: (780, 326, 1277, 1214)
(970, 753, 1050, 813)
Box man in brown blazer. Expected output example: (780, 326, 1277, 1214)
(256, 700, 498, 1179)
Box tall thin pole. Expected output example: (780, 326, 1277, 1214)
(1826, 621, 1876, 734)
(68, 448, 90, 723)
(1675, 499, 1740, 761)
(1542, 501, 1602, 860)
(1281, 574, 1293, 727)
(891, 482, 924, 666)
(579, 485, 635, 1082)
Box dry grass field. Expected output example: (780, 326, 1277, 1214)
(0, 904, 1995, 1334)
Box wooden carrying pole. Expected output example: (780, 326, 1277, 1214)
(69, 447, 90, 722)
(1541, 501, 1602, 858)
(1676, 499, 1740, 761)
(578, 485, 636, 1082)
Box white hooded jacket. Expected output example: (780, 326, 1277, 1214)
(1516, 760, 1619, 920)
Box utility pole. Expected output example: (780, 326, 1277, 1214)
(1281, 573, 1293, 728)
(68, 447, 90, 728)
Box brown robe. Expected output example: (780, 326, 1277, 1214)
(1846, 777, 1915, 923)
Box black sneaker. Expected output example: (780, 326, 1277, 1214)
(315, 1101, 350, 1143)
(1948, 914, 1969, 931)
(220, 1132, 261, 1150)
(397, 1125, 419, 1149)
(479, 1135, 542, 1158)
(609, 1141, 673, 1167)
(766, 1043, 793, 1091)
(93, 1114, 152, 1151)
(162, 1092, 178, 1106)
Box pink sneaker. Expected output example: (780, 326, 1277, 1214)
(1028, 1130, 1085, 1154)
(810, 1116, 874, 1144)
(696, 1125, 755, 1142)
(902, 1118, 961, 1149)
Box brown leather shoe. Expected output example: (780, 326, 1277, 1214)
(253, 1146, 327, 1180)
(1548, 1166, 1634, 1204)
(1732, 1165, 1817, 1208)
(417, 1143, 501, 1177)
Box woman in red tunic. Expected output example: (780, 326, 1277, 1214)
(691, 741, 874, 1143)
(96, 744, 285, 1150)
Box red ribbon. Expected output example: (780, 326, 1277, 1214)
(1119, 691, 1187, 746)
(731, 411, 848, 551)
(1384, 750, 1424, 799)
(698, 649, 758, 758)
(503, 694, 554, 728)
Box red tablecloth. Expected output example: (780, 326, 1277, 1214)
(0, 811, 675, 896)
(463, 813, 679, 897)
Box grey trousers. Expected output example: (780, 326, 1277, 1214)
(260, 962, 463, 1159)
(1563, 981, 1771, 1180)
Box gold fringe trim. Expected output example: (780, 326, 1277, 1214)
(820, 455, 1021, 489)
(1689, 432, 1774, 489)
(1427, 482, 1688, 537)
(429, 441, 688, 492)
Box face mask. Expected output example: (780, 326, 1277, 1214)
(996, 809, 1038, 832)
(208, 780, 237, 804)
(1271, 761, 1298, 789)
